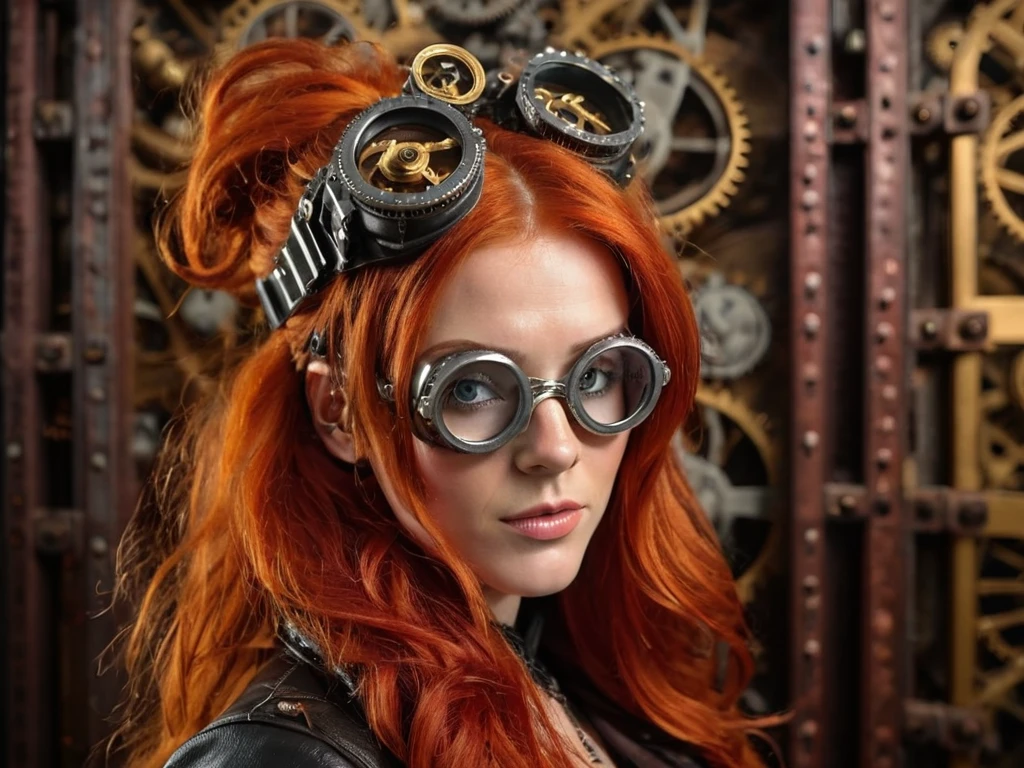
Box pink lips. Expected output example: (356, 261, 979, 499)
(501, 502, 584, 540)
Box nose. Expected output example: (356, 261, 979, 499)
(512, 397, 580, 475)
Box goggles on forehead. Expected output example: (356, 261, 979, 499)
(256, 43, 646, 330)
(378, 334, 671, 454)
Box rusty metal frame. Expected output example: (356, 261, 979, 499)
(3, 3, 48, 765)
(861, 2, 909, 766)
(71, 0, 136, 750)
(789, 1, 830, 764)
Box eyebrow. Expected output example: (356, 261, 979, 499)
(419, 327, 629, 366)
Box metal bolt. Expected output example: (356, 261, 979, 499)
(804, 271, 822, 295)
(839, 494, 857, 514)
(957, 500, 987, 529)
(802, 430, 820, 451)
(803, 362, 819, 386)
(957, 98, 980, 120)
(882, 384, 897, 400)
(90, 536, 108, 557)
(875, 355, 892, 374)
(879, 286, 896, 308)
(805, 527, 820, 546)
(803, 639, 821, 657)
(801, 190, 819, 209)
(915, 105, 932, 124)
(876, 322, 893, 342)
(920, 320, 938, 340)
(804, 313, 821, 338)
(837, 104, 858, 128)
(880, 415, 895, 433)
(959, 314, 987, 341)
(803, 163, 818, 183)
(845, 29, 866, 53)
(7, 442, 23, 460)
(876, 448, 893, 467)
(806, 37, 823, 55)
(90, 451, 108, 471)
(804, 120, 819, 141)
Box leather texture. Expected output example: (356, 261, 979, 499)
(164, 655, 400, 768)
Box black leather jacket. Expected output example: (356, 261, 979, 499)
(166, 603, 708, 768)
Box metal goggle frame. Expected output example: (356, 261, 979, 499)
(380, 335, 671, 454)
(256, 44, 645, 331)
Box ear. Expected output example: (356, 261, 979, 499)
(306, 360, 358, 464)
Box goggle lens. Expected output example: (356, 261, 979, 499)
(439, 361, 523, 442)
(577, 346, 652, 428)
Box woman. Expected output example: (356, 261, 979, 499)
(110, 37, 770, 768)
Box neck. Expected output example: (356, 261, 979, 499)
(483, 587, 521, 626)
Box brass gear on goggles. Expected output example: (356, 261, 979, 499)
(378, 335, 671, 455)
(256, 44, 646, 330)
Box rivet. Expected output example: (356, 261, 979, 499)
(799, 720, 819, 739)
(804, 271, 822, 296)
(879, 415, 896, 433)
(805, 527, 820, 545)
(802, 575, 820, 594)
(91, 451, 108, 471)
(90, 536, 108, 557)
(804, 120, 819, 141)
(915, 106, 932, 124)
(875, 355, 892, 374)
(882, 384, 897, 400)
(957, 98, 979, 120)
(803, 163, 818, 183)
(89, 387, 106, 403)
(879, 286, 896, 308)
(803, 362, 820, 385)
(839, 494, 858, 513)
(803, 639, 821, 657)
(876, 448, 893, 467)
(876, 322, 893, 342)
(884, 259, 899, 276)
(806, 37, 823, 55)
(837, 104, 858, 127)
(878, 3, 896, 21)
(7, 442, 23, 460)
(802, 190, 819, 209)
(802, 430, 820, 450)
(804, 313, 821, 338)
(920, 320, 938, 340)
(958, 315, 987, 341)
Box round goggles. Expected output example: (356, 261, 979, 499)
(388, 335, 671, 454)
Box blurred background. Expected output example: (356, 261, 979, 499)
(3, 0, 1024, 765)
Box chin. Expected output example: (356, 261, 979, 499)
(480, 553, 587, 599)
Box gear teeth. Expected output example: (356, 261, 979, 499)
(217, 0, 373, 52)
(980, 95, 1024, 243)
(589, 33, 751, 235)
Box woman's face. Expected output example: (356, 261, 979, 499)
(378, 230, 632, 617)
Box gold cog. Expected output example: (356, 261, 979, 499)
(588, 34, 751, 235)
(980, 94, 1024, 243)
(674, 386, 781, 603)
(975, 539, 1024, 729)
(926, 21, 967, 71)
(217, 0, 374, 54)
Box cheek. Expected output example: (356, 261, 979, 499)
(413, 442, 506, 517)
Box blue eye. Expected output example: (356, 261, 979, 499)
(579, 367, 616, 396)
(446, 377, 500, 409)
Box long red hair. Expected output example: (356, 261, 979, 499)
(110, 38, 768, 768)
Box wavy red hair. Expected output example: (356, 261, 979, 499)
(110, 38, 770, 768)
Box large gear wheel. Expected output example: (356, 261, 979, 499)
(425, 0, 525, 27)
(217, 0, 373, 52)
(588, 35, 751, 235)
(980, 94, 1024, 243)
(672, 386, 780, 603)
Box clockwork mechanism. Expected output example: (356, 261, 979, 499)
(693, 272, 771, 380)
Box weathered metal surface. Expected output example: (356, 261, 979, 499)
(862, 1, 909, 766)
(71, 0, 136, 751)
(789, 1, 830, 764)
(3, 3, 46, 766)
(903, 699, 997, 756)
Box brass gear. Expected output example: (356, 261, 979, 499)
(425, 0, 524, 27)
(975, 539, 1024, 735)
(673, 386, 780, 603)
(217, 0, 373, 52)
(926, 21, 967, 71)
(980, 94, 1024, 243)
(588, 34, 750, 235)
